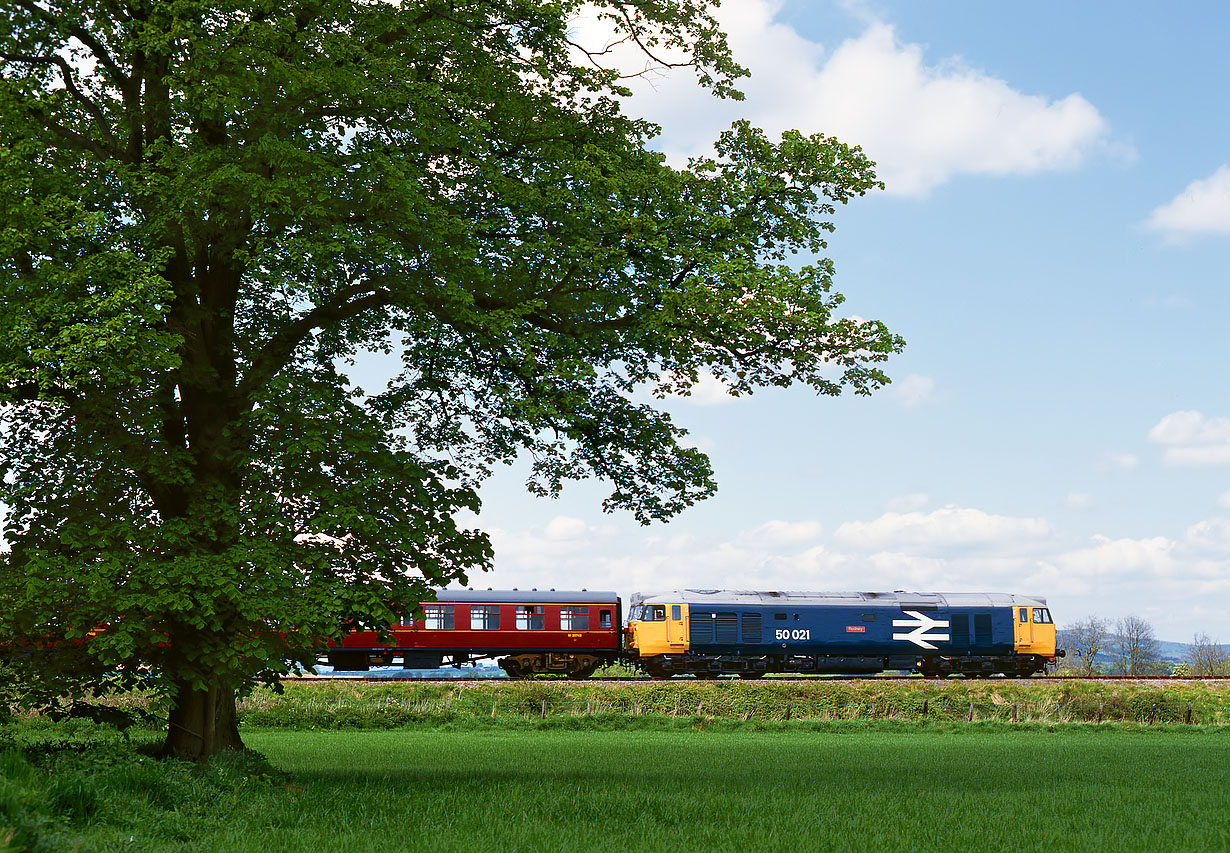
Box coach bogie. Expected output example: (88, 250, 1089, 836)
(497, 652, 602, 678)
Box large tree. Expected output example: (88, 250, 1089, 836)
(0, 0, 902, 757)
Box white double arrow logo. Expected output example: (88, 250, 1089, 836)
(892, 611, 951, 650)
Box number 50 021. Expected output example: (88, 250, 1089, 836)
(774, 629, 810, 641)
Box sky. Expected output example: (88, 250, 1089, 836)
(376, 0, 1230, 642)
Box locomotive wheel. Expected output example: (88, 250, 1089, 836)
(738, 671, 766, 680)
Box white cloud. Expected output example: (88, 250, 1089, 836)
(1066, 492, 1093, 510)
(589, 2, 1116, 197)
(885, 492, 930, 513)
(1185, 518, 1230, 552)
(735, 519, 823, 547)
(1219, 492, 1230, 511)
(681, 372, 739, 406)
(1096, 452, 1138, 473)
(1148, 410, 1230, 467)
(542, 515, 591, 541)
(833, 505, 1053, 554)
(1145, 165, 1230, 241)
(1048, 534, 1177, 577)
(888, 374, 938, 408)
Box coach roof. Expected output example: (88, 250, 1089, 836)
(437, 589, 620, 604)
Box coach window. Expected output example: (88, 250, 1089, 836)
(561, 607, 589, 630)
(424, 605, 454, 630)
(471, 605, 500, 630)
(517, 605, 545, 630)
(600, 610, 612, 628)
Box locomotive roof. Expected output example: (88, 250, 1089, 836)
(436, 589, 619, 604)
(630, 590, 1047, 608)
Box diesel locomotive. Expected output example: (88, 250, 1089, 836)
(325, 587, 1062, 678)
(627, 589, 1061, 678)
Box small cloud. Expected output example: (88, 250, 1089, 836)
(1095, 452, 1139, 473)
(1218, 492, 1230, 510)
(889, 374, 937, 408)
(736, 520, 823, 547)
(1148, 411, 1230, 467)
(1066, 492, 1093, 510)
(885, 492, 930, 513)
(542, 516, 590, 541)
(1144, 165, 1230, 242)
(1185, 518, 1230, 552)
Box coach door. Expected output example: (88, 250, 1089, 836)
(666, 604, 688, 650)
(1015, 607, 1035, 653)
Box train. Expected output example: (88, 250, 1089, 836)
(323, 587, 1064, 678)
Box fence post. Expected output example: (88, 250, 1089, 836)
(586, 701, 592, 716)
(696, 701, 703, 716)
(968, 702, 974, 722)
(1011, 703, 1017, 723)
(541, 699, 547, 720)
(922, 698, 928, 717)
(1097, 703, 1103, 724)
(1186, 702, 1193, 724)
(745, 706, 756, 721)
(492, 700, 497, 717)
(785, 700, 792, 721)
(1148, 704, 1157, 725)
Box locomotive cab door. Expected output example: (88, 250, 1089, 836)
(1015, 607, 1035, 653)
(666, 604, 688, 651)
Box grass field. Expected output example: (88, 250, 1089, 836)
(10, 725, 1226, 852)
(240, 727, 1230, 852)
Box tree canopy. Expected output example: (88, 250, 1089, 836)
(0, 0, 902, 756)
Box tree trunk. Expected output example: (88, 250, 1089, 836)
(162, 676, 244, 759)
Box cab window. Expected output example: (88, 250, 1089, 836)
(644, 605, 666, 622)
(1020, 608, 1029, 623)
(671, 605, 682, 621)
(1033, 608, 1052, 624)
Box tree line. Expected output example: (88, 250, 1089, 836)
(1059, 616, 1230, 677)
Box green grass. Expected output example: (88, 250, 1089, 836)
(5, 718, 1230, 851)
(9, 725, 1229, 852)
(236, 728, 1230, 852)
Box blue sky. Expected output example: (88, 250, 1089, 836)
(381, 0, 1230, 642)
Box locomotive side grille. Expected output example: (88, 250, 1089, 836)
(974, 613, 992, 645)
(950, 613, 969, 649)
(714, 612, 738, 644)
(690, 612, 714, 644)
(741, 612, 762, 643)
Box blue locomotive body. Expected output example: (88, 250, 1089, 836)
(628, 590, 1058, 678)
